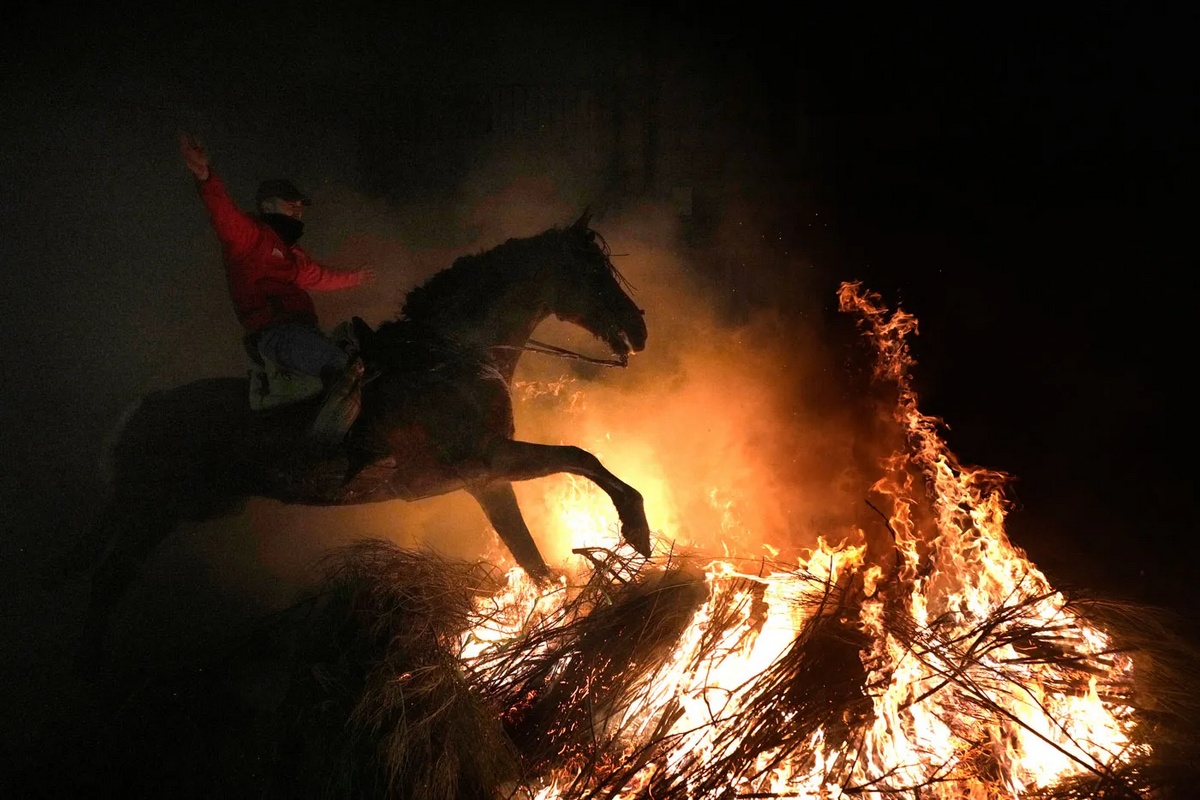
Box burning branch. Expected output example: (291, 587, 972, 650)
(201, 282, 1200, 799)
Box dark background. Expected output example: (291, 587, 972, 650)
(2, 0, 1195, 789)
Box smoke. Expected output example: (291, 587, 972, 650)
(97, 142, 895, 610)
(252, 150, 892, 577)
(211, 165, 896, 592)
(496, 200, 893, 567)
(1, 6, 911, 723)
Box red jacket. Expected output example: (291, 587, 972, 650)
(196, 172, 364, 333)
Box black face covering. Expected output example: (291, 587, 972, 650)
(260, 213, 305, 246)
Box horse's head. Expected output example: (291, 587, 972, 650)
(548, 211, 647, 358)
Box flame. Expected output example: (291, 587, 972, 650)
(456, 281, 1142, 798)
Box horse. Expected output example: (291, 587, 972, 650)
(71, 210, 651, 667)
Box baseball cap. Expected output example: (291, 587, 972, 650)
(255, 179, 312, 207)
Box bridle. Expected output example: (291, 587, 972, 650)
(490, 226, 639, 368)
(491, 339, 629, 368)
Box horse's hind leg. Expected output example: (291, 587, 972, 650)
(75, 504, 177, 674)
(467, 483, 552, 581)
(481, 439, 652, 557)
(46, 503, 126, 587)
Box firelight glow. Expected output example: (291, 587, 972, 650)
(456, 281, 1143, 798)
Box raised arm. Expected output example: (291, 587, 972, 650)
(180, 132, 258, 253)
(180, 132, 210, 181)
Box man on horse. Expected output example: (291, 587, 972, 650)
(180, 132, 375, 443)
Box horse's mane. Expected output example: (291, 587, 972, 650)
(390, 221, 627, 328)
(395, 227, 564, 327)
(363, 227, 567, 372)
(369, 221, 627, 370)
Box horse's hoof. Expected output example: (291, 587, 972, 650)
(533, 566, 565, 592)
(621, 521, 653, 558)
(526, 565, 556, 591)
(615, 492, 652, 557)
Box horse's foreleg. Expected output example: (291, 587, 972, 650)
(482, 440, 652, 557)
(467, 482, 552, 582)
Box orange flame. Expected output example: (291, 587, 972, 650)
(459, 281, 1142, 798)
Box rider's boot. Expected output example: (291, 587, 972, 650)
(311, 356, 364, 446)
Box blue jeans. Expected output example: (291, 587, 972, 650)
(256, 323, 349, 378)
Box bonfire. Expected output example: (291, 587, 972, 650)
(47, 281, 1199, 799)
(249, 280, 1196, 800)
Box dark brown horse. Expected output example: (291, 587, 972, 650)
(73, 211, 650, 666)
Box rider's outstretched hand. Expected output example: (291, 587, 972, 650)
(179, 132, 210, 181)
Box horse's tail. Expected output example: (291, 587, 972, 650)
(97, 395, 146, 487)
(47, 396, 149, 584)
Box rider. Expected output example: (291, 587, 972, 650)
(180, 132, 375, 442)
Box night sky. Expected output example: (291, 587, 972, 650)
(2, 0, 1195, 789)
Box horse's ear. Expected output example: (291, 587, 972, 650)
(571, 207, 592, 230)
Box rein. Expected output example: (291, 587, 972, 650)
(493, 339, 629, 368)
